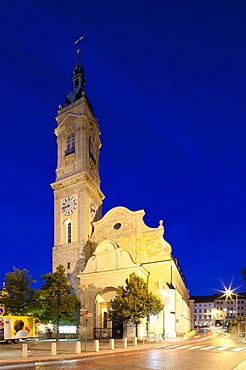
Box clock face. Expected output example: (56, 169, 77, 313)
(61, 196, 77, 216)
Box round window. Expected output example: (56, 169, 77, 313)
(113, 223, 121, 230)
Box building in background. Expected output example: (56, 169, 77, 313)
(51, 49, 193, 339)
(191, 293, 246, 328)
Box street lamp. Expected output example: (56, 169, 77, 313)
(224, 289, 238, 320)
(223, 287, 238, 336)
(160, 289, 167, 340)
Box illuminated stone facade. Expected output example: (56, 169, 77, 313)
(52, 51, 193, 339)
(51, 55, 104, 295)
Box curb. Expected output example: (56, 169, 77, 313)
(0, 340, 167, 366)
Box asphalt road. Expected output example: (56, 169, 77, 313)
(0, 329, 245, 370)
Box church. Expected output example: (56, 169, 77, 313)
(51, 48, 193, 340)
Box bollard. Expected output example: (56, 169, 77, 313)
(133, 337, 137, 346)
(75, 341, 81, 354)
(123, 337, 127, 348)
(51, 342, 57, 356)
(110, 338, 114, 350)
(22, 343, 28, 358)
(94, 339, 99, 352)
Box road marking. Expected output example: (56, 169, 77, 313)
(215, 346, 229, 351)
(231, 347, 245, 352)
(156, 344, 246, 353)
(233, 359, 246, 370)
(201, 346, 216, 350)
(188, 345, 204, 350)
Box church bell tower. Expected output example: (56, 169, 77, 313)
(51, 47, 104, 295)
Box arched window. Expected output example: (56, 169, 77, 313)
(103, 312, 108, 329)
(64, 219, 72, 244)
(65, 133, 75, 155)
(67, 222, 72, 243)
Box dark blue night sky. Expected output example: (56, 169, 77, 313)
(1, 0, 246, 296)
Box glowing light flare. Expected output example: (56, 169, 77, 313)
(215, 280, 241, 300)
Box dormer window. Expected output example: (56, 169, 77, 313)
(65, 133, 75, 156)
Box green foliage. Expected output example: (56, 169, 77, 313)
(0, 267, 36, 315)
(110, 273, 163, 327)
(231, 319, 238, 326)
(36, 265, 80, 335)
(146, 291, 165, 316)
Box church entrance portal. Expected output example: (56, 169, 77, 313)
(111, 319, 123, 339)
(94, 321, 123, 339)
(94, 287, 123, 339)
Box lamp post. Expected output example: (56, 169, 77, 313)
(235, 293, 238, 336)
(225, 289, 238, 319)
(224, 287, 238, 336)
(160, 289, 167, 340)
(235, 293, 238, 321)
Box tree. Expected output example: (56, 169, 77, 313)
(0, 267, 36, 315)
(110, 273, 163, 337)
(36, 265, 80, 340)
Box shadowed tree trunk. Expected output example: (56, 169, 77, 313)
(56, 317, 60, 342)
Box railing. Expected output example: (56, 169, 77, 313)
(94, 327, 123, 339)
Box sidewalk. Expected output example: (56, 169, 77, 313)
(3, 330, 244, 366)
(0, 337, 175, 366)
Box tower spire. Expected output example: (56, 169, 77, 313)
(64, 36, 86, 107)
(74, 36, 83, 67)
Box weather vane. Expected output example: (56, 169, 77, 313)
(74, 36, 84, 57)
